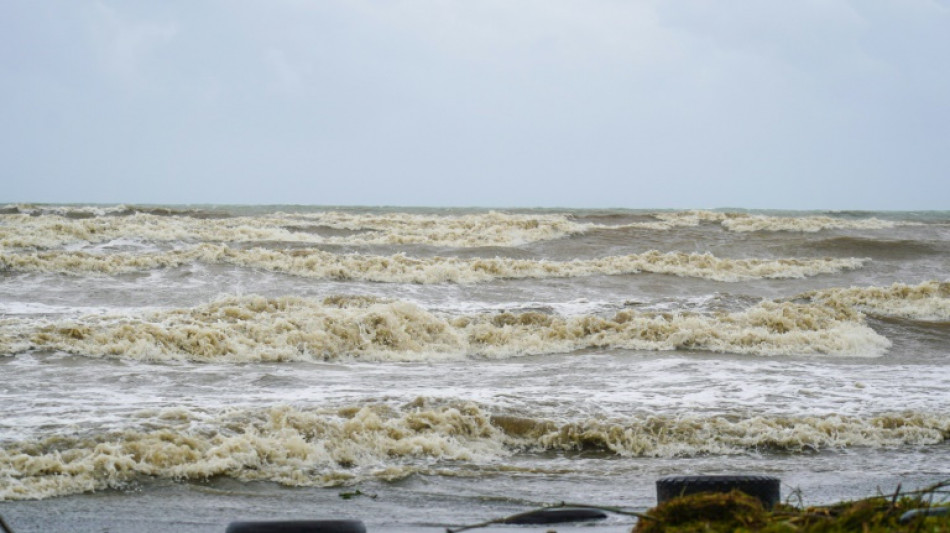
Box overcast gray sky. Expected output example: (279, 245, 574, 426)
(2, 1, 948, 209)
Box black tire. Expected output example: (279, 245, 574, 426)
(501, 507, 608, 525)
(656, 475, 781, 509)
(225, 520, 366, 533)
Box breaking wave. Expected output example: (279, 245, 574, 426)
(0, 294, 891, 361)
(628, 211, 914, 232)
(0, 208, 924, 253)
(1, 402, 947, 500)
(800, 281, 950, 321)
(0, 203, 231, 219)
(0, 246, 867, 283)
(0, 210, 587, 249)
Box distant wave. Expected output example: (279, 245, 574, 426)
(797, 236, 946, 258)
(0, 210, 587, 249)
(0, 246, 868, 283)
(0, 208, 926, 252)
(1, 402, 946, 500)
(618, 210, 919, 232)
(0, 294, 891, 361)
(0, 203, 232, 219)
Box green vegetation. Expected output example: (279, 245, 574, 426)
(635, 482, 950, 532)
(338, 488, 377, 500)
(443, 481, 950, 532)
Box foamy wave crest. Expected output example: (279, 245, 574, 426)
(0, 246, 867, 283)
(291, 211, 587, 246)
(0, 204, 137, 217)
(722, 215, 905, 233)
(2, 402, 946, 500)
(801, 281, 950, 321)
(0, 295, 890, 361)
(0, 249, 198, 275)
(0, 403, 504, 500)
(0, 211, 587, 249)
(637, 211, 910, 232)
(1, 296, 465, 362)
(0, 209, 918, 250)
(495, 411, 950, 456)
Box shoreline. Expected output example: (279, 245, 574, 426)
(3, 473, 948, 533)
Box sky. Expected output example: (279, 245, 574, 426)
(1, 1, 948, 209)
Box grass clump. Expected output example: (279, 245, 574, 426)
(635, 490, 769, 533)
(634, 483, 950, 532)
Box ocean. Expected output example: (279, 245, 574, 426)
(0, 205, 948, 532)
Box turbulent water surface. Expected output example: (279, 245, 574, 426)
(0, 205, 948, 532)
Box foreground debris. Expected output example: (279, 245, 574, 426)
(635, 482, 950, 532)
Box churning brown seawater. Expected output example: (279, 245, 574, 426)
(1, 205, 948, 532)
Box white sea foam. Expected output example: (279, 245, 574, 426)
(0, 294, 891, 361)
(636, 210, 913, 232)
(721, 215, 904, 233)
(0, 211, 588, 249)
(0, 209, 921, 253)
(800, 281, 950, 321)
(1, 402, 946, 500)
(1, 204, 135, 217)
(0, 302, 114, 316)
(0, 246, 868, 283)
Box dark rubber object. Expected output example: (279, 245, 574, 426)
(656, 475, 781, 509)
(501, 507, 608, 525)
(225, 520, 366, 533)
